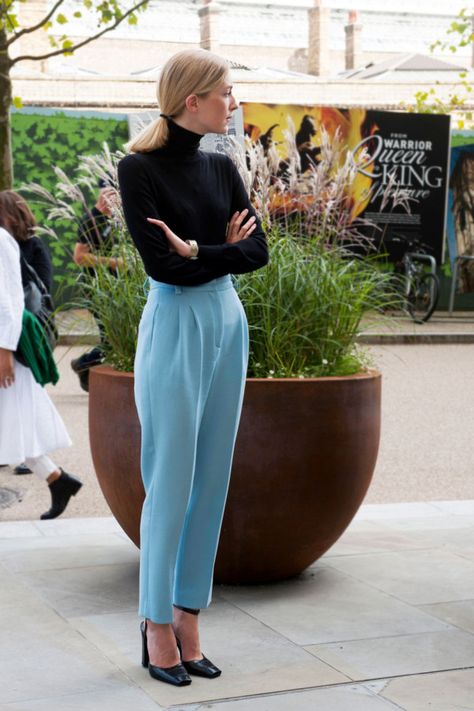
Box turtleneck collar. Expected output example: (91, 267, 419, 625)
(158, 119, 203, 159)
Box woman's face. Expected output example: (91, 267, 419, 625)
(194, 75, 239, 134)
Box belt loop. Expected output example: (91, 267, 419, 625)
(175, 285, 182, 295)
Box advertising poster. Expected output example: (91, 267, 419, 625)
(242, 104, 451, 264)
(447, 131, 474, 293)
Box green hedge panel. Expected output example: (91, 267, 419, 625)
(12, 111, 128, 304)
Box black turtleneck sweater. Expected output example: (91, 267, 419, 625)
(118, 120, 268, 286)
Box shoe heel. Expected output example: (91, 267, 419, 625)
(140, 621, 149, 668)
(71, 480, 82, 496)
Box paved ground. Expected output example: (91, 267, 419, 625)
(1, 311, 474, 521)
(1, 502, 474, 710)
(1, 312, 473, 709)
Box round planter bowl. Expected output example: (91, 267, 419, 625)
(89, 367, 381, 584)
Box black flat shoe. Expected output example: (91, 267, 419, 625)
(14, 463, 32, 475)
(40, 469, 82, 520)
(175, 636, 221, 679)
(141, 621, 191, 686)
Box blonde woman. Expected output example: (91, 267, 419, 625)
(118, 49, 268, 686)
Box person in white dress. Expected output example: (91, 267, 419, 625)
(0, 226, 82, 519)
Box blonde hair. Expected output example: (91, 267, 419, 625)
(126, 49, 229, 153)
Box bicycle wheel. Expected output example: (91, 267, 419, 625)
(406, 272, 440, 323)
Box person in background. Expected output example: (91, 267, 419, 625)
(70, 181, 124, 391)
(0, 190, 54, 476)
(0, 197, 82, 520)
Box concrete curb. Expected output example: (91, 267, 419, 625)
(358, 333, 474, 345)
(56, 310, 474, 348)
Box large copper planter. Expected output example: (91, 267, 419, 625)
(89, 366, 381, 584)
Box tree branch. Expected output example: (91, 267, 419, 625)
(7, 0, 65, 47)
(10, 1, 148, 64)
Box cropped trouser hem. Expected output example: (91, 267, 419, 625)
(135, 275, 249, 624)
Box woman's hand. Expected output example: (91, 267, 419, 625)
(0, 348, 15, 389)
(227, 209, 256, 244)
(147, 218, 192, 258)
(110, 256, 126, 271)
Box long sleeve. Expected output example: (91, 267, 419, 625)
(119, 155, 228, 286)
(118, 129, 268, 287)
(0, 229, 24, 351)
(197, 158, 269, 273)
(34, 240, 53, 294)
(21, 238, 53, 294)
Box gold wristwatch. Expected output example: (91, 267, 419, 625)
(185, 239, 199, 260)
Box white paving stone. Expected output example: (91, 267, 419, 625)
(189, 684, 403, 710)
(1, 540, 138, 573)
(0, 520, 42, 539)
(1, 505, 473, 709)
(33, 516, 123, 537)
(218, 565, 449, 645)
(0, 566, 132, 704)
(374, 668, 474, 710)
(72, 598, 348, 707)
(429, 500, 474, 516)
(420, 599, 474, 635)
(306, 629, 474, 680)
(325, 549, 474, 605)
(0, 686, 162, 711)
(17, 562, 139, 617)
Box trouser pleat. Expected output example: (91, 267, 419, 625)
(135, 276, 248, 623)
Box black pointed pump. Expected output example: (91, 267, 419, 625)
(140, 620, 192, 686)
(173, 605, 222, 679)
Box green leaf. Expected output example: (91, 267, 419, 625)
(73, 11, 82, 18)
(12, 96, 23, 109)
(56, 13, 68, 25)
(4, 13, 19, 30)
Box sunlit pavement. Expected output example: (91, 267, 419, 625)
(1, 502, 474, 710)
(1, 312, 473, 709)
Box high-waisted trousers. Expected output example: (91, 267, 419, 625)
(134, 274, 249, 623)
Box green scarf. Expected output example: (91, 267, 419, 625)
(17, 310, 59, 386)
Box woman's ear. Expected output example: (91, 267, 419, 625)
(184, 93, 199, 114)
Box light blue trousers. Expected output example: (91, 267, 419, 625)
(134, 275, 249, 623)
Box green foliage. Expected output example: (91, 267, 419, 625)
(70, 218, 397, 378)
(407, 7, 474, 129)
(431, 7, 474, 54)
(235, 225, 398, 378)
(14, 111, 128, 299)
(23, 143, 146, 371)
(1, 1, 148, 45)
(452, 132, 474, 147)
(75, 239, 147, 373)
(33, 141, 401, 378)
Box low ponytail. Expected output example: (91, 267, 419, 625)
(125, 49, 229, 155)
(125, 115, 170, 153)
